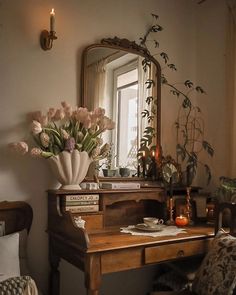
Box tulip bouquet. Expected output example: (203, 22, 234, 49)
(9, 102, 115, 161)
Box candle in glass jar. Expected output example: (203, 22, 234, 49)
(175, 215, 188, 226)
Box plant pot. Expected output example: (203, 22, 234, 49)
(48, 150, 91, 190)
(102, 169, 117, 177)
(119, 167, 130, 177)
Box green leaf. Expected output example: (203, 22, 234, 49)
(160, 52, 169, 64)
(146, 96, 154, 105)
(195, 106, 201, 112)
(167, 64, 177, 71)
(196, 86, 206, 94)
(144, 126, 155, 134)
(161, 75, 168, 84)
(141, 109, 149, 118)
(147, 115, 154, 123)
(176, 144, 186, 161)
(154, 40, 159, 48)
(204, 164, 212, 185)
(189, 152, 198, 163)
(142, 58, 151, 72)
(175, 121, 180, 129)
(184, 80, 194, 88)
(145, 79, 155, 89)
(151, 24, 163, 32)
(170, 90, 180, 97)
(151, 13, 159, 20)
(182, 97, 192, 108)
(202, 140, 214, 157)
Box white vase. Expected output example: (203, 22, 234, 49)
(48, 150, 91, 190)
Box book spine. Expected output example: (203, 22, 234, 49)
(65, 205, 99, 213)
(64, 194, 99, 201)
(63, 200, 99, 206)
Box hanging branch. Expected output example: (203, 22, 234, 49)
(138, 13, 214, 185)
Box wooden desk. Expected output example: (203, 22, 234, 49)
(47, 189, 214, 295)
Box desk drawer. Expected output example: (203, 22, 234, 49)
(145, 239, 212, 264)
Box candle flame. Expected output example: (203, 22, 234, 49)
(50, 8, 55, 15)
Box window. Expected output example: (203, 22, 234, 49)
(113, 60, 139, 169)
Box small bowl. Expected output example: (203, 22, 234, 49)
(119, 167, 130, 177)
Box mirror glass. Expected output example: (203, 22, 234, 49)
(81, 39, 161, 175)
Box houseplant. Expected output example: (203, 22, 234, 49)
(214, 176, 236, 203)
(9, 101, 115, 189)
(138, 13, 214, 185)
(213, 176, 236, 226)
(100, 143, 117, 177)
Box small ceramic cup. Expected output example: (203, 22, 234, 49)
(143, 217, 164, 228)
(119, 167, 130, 177)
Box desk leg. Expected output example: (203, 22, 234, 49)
(49, 238, 61, 295)
(85, 254, 101, 295)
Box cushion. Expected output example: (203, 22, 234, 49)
(0, 232, 20, 282)
(192, 229, 236, 295)
(0, 275, 38, 295)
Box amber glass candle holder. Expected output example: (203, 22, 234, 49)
(175, 215, 189, 226)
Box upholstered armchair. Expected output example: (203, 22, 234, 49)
(150, 202, 236, 295)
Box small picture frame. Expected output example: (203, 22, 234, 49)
(0, 221, 5, 237)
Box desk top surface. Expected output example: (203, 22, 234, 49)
(50, 225, 214, 253)
(86, 225, 214, 252)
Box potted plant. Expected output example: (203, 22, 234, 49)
(214, 177, 236, 203)
(213, 176, 236, 226)
(101, 143, 118, 177)
(9, 102, 115, 189)
(119, 166, 131, 177)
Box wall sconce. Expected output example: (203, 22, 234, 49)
(40, 8, 57, 50)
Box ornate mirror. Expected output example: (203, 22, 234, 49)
(81, 37, 161, 177)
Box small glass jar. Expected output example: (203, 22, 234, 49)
(175, 215, 189, 226)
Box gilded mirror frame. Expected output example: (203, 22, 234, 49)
(81, 37, 161, 179)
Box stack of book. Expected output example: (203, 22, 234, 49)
(100, 182, 140, 189)
(62, 194, 99, 213)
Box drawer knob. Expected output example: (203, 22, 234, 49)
(177, 250, 185, 257)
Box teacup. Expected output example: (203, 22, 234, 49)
(143, 217, 164, 228)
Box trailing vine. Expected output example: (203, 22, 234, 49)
(138, 13, 214, 185)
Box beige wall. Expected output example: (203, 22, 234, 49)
(0, 0, 227, 294)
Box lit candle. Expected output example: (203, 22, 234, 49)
(50, 8, 55, 32)
(151, 150, 156, 180)
(175, 215, 189, 226)
(142, 151, 146, 177)
(151, 150, 155, 159)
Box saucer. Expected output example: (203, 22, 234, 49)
(135, 223, 163, 232)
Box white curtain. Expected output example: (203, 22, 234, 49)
(85, 58, 108, 110)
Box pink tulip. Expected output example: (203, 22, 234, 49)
(31, 120, 42, 134)
(53, 109, 65, 121)
(8, 141, 29, 155)
(30, 147, 42, 157)
(48, 108, 56, 120)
